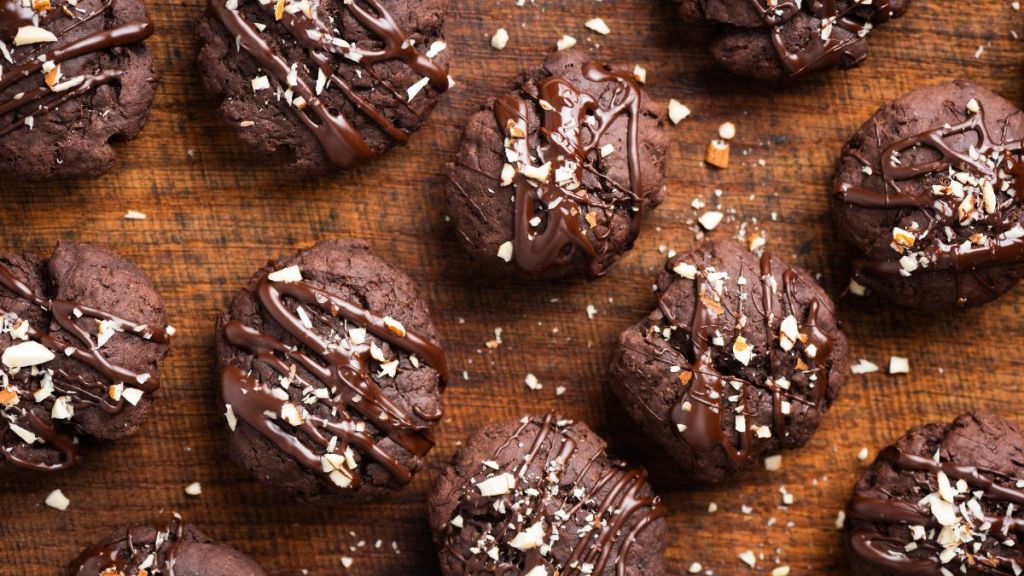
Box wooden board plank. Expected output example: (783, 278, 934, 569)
(3, 0, 1024, 573)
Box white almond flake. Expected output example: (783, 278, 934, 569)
(764, 454, 783, 472)
(889, 356, 910, 374)
(51, 396, 73, 420)
(848, 278, 867, 296)
(476, 472, 516, 497)
(930, 497, 959, 526)
(556, 34, 577, 51)
(45, 489, 70, 511)
(718, 121, 736, 140)
(772, 566, 791, 576)
(525, 373, 542, 391)
(688, 563, 703, 574)
(779, 315, 799, 351)
(732, 335, 753, 365)
(524, 567, 547, 576)
(450, 515, 464, 528)
(2, 341, 55, 369)
(10, 423, 37, 444)
(491, 28, 509, 50)
(698, 211, 724, 231)
(508, 521, 546, 550)
(123, 210, 147, 220)
(267, 265, 302, 283)
(668, 99, 691, 124)
(426, 40, 446, 58)
(857, 447, 869, 461)
(407, 76, 430, 101)
(184, 482, 202, 496)
(738, 550, 757, 568)
(497, 241, 514, 262)
(584, 17, 610, 35)
(252, 75, 271, 92)
(225, 403, 238, 431)
(341, 557, 354, 569)
(851, 358, 879, 375)
(347, 328, 367, 346)
(14, 25, 58, 46)
(673, 261, 697, 279)
(632, 65, 647, 84)
(122, 387, 144, 406)
(280, 402, 303, 426)
(521, 162, 552, 182)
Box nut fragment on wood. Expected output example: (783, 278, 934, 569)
(705, 139, 730, 169)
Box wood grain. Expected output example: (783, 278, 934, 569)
(3, 0, 1024, 574)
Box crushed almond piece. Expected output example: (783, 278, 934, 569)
(705, 139, 730, 168)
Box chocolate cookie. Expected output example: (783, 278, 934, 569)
(68, 520, 267, 576)
(216, 240, 448, 501)
(676, 0, 911, 80)
(844, 412, 1024, 575)
(445, 49, 668, 279)
(832, 80, 1024, 309)
(428, 413, 666, 576)
(610, 240, 848, 482)
(0, 0, 156, 180)
(0, 242, 172, 473)
(196, 0, 450, 174)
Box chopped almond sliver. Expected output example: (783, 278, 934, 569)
(678, 371, 693, 385)
(274, 0, 285, 20)
(705, 139, 730, 169)
(44, 64, 60, 88)
(585, 212, 598, 228)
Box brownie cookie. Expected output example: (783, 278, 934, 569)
(69, 520, 267, 576)
(844, 412, 1024, 575)
(429, 413, 665, 576)
(196, 0, 450, 174)
(610, 240, 848, 482)
(832, 80, 1024, 309)
(676, 0, 911, 80)
(445, 49, 668, 279)
(216, 240, 448, 501)
(0, 0, 156, 180)
(0, 243, 172, 473)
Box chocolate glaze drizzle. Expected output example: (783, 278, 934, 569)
(847, 446, 1024, 574)
(635, 249, 835, 469)
(70, 519, 186, 576)
(835, 97, 1024, 305)
(0, 260, 170, 472)
(484, 62, 646, 277)
(206, 0, 448, 169)
(747, 0, 894, 77)
(219, 271, 447, 490)
(442, 413, 664, 575)
(0, 0, 154, 137)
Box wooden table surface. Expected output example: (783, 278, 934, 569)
(3, 0, 1024, 574)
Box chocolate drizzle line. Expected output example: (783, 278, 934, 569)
(835, 99, 1024, 304)
(0, 0, 154, 137)
(0, 260, 170, 472)
(70, 519, 186, 576)
(489, 62, 645, 277)
(220, 272, 447, 490)
(654, 251, 833, 467)
(206, 0, 448, 169)
(847, 446, 1024, 574)
(747, 0, 893, 78)
(443, 413, 664, 575)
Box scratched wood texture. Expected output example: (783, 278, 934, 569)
(2, 0, 1024, 574)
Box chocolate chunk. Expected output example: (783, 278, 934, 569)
(429, 413, 666, 576)
(610, 240, 848, 482)
(445, 48, 668, 279)
(215, 239, 447, 501)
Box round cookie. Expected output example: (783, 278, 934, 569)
(69, 520, 267, 576)
(0, 0, 156, 180)
(428, 413, 666, 576)
(843, 412, 1024, 575)
(216, 239, 448, 501)
(676, 0, 911, 80)
(445, 48, 668, 279)
(832, 80, 1024, 309)
(196, 0, 451, 174)
(0, 242, 172, 473)
(610, 240, 848, 482)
